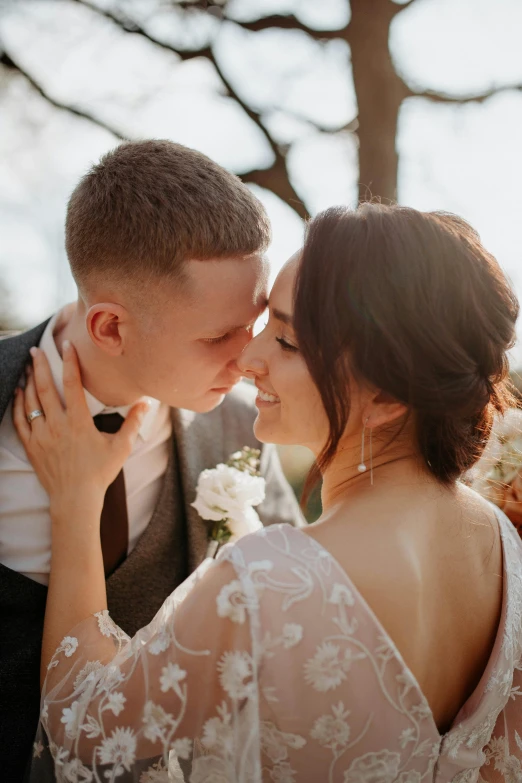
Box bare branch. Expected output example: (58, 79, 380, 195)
(390, 0, 417, 15)
(277, 110, 359, 135)
(0, 51, 124, 139)
(4, 0, 313, 216)
(72, 1, 281, 169)
(71, 0, 144, 31)
(175, 1, 226, 11)
(243, 166, 308, 220)
(72, 0, 211, 57)
(231, 14, 347, 39)
(409, 84, 522, 104)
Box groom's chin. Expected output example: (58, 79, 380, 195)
(184, 390, 228, 414)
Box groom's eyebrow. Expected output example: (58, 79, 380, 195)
(211, 301, 270, 336)
(272, 308, 293, 327)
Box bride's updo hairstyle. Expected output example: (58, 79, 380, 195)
(293, 203, 519, 488)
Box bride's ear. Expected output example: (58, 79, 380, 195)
(86, 303, 128, 356)
(365, 390, 408, 429)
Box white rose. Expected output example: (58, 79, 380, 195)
(191, 464, 265, 526)
(227, 506, 263, 541)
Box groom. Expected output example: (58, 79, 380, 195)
(0, 140, 303, 781)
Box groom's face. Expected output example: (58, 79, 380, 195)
(126, 255, 269, 412)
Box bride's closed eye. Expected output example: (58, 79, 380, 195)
(275, 336, 299, 353)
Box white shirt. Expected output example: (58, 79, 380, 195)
(0, 311, 172, 585)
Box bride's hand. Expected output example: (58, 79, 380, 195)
(13, 341, 148, 520)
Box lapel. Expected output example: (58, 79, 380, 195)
(172, 406, 224, 572)
(0, 320, 50, 421)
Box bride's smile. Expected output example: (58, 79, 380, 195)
(240, 257, 329, 451)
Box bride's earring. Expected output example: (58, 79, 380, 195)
(357, 418, 374, 485)
(369, 425, 374, 486)
(357, 424, 367, 474)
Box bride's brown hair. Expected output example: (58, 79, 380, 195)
(293, 203, 519, 498)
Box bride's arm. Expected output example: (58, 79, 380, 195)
(13, 343, 147, 685)
(41, 497, 106, 689)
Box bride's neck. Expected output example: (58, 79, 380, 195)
(320, 436, 428, 512)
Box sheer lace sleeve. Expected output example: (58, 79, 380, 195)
(479, 512, 522, 783)
(29, 518, 522, 783)
(480, 664, 522, 782)
(30, 523, 443, 783)
(30, 554, 260, 782)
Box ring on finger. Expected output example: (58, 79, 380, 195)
(27, 409, 45, 424)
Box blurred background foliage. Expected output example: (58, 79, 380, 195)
(1, 0, 522, 517)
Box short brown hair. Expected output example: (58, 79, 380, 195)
(65, 140, 271, 289)
(294, 203, 519, 493)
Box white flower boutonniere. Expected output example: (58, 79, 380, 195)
(191, 447, 266, 558)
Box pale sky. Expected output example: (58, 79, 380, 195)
(1, 0, 522, 359)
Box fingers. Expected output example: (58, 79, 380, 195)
(29, 347, 64, 422)
(62, 341, 91, 423)
(12, 387, 31, 445)
(114, 402, 149, 460)
(23, 365, 44, 424)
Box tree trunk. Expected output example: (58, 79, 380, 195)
(349, 0, 407, 203)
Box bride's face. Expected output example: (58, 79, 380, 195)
(238, 256, 329, 450)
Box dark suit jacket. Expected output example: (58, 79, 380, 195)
(0, 320, 303, 781)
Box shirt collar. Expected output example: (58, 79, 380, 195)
(38, 310, 161, 442)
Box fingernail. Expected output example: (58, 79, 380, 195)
(63, 340, 71, 353)
(29, 347, 38, 358)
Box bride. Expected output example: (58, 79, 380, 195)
(18, 203, 522, 782)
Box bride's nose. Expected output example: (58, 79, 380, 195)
(237, 337, 268, 378)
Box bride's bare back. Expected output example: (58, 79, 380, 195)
(304, 482, 503, 733)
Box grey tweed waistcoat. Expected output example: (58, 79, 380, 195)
(0, 319, 302, 782)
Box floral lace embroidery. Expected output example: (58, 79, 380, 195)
(30, 513, 522, 783)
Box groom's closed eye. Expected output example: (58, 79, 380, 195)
(202, 332, 234, 345)
(201, 323, 255, 345)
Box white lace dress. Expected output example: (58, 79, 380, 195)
(29, 508, 522, 783)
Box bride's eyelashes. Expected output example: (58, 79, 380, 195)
(275, 336, 299, 353)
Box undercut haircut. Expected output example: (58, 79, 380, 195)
(65, 140, 271, 290)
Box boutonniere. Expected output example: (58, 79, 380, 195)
(191, 447, 266, 558)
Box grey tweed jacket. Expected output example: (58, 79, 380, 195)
(0, 320, 303, 782)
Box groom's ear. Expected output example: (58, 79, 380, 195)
(86, 303, 128, 356)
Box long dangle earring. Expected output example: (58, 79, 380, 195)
(357, 419, 368, 474)
(369, 425, 374, 486)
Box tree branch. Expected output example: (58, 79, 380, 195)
(390, 0, 417, 15)
(243, 166, 308, 219)
(73, 0, 278, 150)
(266, 108, 359, 136)
(230, 14, 347, 39)
(5, 0, 312, 216)
(72, 0, 309, 213)
(72, 0, 212, 58)
(409, 84, 522, 104)
(0, 51, 125, 139)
